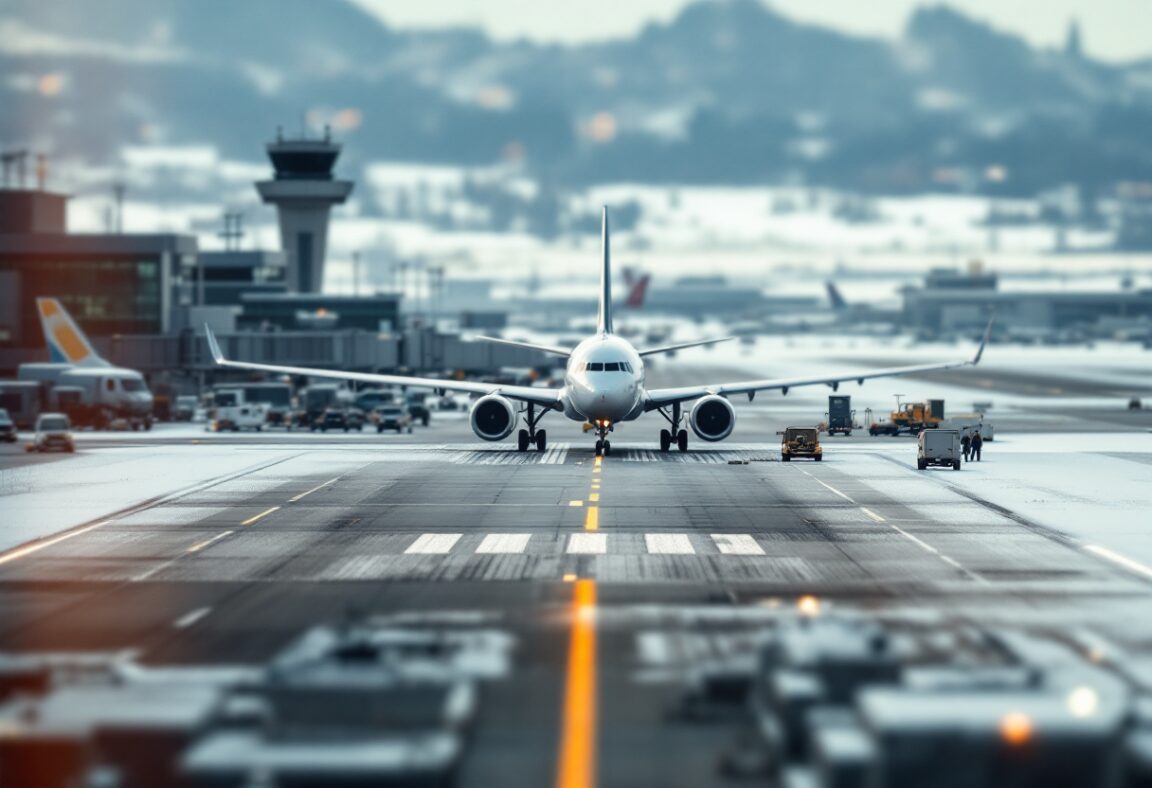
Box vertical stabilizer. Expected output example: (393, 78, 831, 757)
(36, 298, 108, 367)
(597, 207, 613, 334)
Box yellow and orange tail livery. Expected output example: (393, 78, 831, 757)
(36, 298, 106, 367)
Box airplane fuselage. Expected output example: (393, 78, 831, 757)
(562, 334, 645, 424)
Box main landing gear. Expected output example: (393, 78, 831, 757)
(516, 403, 548, 452)
(657, 401, 689, 453)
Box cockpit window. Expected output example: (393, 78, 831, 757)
(603, 362, 620, 371)
(121, 378, 145, 392)
(587, 362, 604, 371)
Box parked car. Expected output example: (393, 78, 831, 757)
(372, 404, 413, 434)
(917, 429, 961, 471)
(173, 395, 198, 422)
(314, 408, 364, 432)
(406, 392, 431, 426)
(27, 412, 75, 453)
(0, 408, 17, 443)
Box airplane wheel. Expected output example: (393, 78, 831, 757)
(603, 440, 611, 456)
(677, 429, 688, 452)
(517, 429, 530, 452)
(535, 430, 547, 451)
(594, 439, 603, 457)
(659, 429, 671, 452)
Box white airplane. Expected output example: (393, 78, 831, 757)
(206, 208, 991, 457)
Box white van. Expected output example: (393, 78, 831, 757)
(918, 429, 961, 471)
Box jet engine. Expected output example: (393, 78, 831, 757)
(690, 395, 735, 442)
(470, 394, 517, 441)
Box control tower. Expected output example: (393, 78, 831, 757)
(255, 128, 353, 292)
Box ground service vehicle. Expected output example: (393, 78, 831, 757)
(781, 427, 822, 461)
(27, 412, 75, 453)
(826, 395, 854, 436)
(870, 398, 946, 436)
(211, 389, 269, 432)
(315, 408, 362, 432)
(0, 408, 17, 442)
(918, 429, 962, 471)
(373, 404, 413, 434)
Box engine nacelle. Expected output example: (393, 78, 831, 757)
(690, 395, 735, 442)
(470, 394, 517, 441)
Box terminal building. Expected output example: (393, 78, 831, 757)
(903, 267, 1152, 336)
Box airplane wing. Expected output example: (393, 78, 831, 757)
(473, 336, 572, 357)
(637, 337, 733, 357)
(644, 319, 993, 409)
(204, 327, 563, 407)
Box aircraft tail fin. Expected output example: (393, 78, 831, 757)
(826, 281, 847, 311)
(625, 272, 650, 309)
(597, 207, 613, 334)
(36, 298, 107, 367)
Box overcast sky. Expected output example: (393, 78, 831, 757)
(350, 0, 1150, 62)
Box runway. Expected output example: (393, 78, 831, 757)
(2, 385, 1152, 785)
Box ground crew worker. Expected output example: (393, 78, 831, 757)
(961, 432, 972, 461)
(971, 430, 983, 462)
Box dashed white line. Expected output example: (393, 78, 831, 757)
(173, 607, 212, 630)
(711, 534, 765, 555)
(567, 533, 607, 554)
(405, 533, 462, 554)
(475, 534, 531, 554)
(857, 506, 987, 584)
(645, 534, 695, 555)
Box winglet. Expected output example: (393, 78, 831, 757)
(597, 206, 613, 335)
(204, 324, 225, 364)
(972, 315, 994, 365)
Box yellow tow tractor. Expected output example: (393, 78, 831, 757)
(869, 398, 945, 436)
(781, 427, 822, 462)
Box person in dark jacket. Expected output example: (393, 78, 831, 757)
(961, 433, 972, 462)
(971, 430, 984, 462)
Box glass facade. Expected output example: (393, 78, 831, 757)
(1, 256, 164, 346)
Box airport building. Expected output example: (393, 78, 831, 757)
(903, 267, 1152, 335)
(0, 188, 198, 367)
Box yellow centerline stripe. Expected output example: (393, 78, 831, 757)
(187, 530, 235, 553)
(241, 506, 280, 526)
(556, 579, 598, 788)
(0, 520, 113, 566)
(588, 493, 600, 503)
(584, 507, 599, 532)
(288, 476, 340, 502)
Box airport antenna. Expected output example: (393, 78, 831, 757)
(1, 149, 29, 188)
(218, 211, 245, 251)
(112, 179, 127, 234)
(35, 153, 48, 191)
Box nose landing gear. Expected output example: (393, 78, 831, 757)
(593, 421, 612, 457)
(515, 403, 550, 452)
(657, 402, 689, 452)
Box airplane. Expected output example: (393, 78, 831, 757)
(206, 208, 992, 457)
(18, 298, 155, 429)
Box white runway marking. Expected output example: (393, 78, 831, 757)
(567, 533, 607, 554)
(0, 520, 113, 567)
(173, 607, 212, 629)
(405, 533, 462, 554)
(1084, 544, 1152, 580)
(476, 534, 532, 554)
(711, 534, 765, 555)
(801, 471, 856, 502)
(857, 506, 987, 585)
(645, 534, 695, 554)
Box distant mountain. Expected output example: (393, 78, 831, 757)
(2, 0, 1150, 194)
